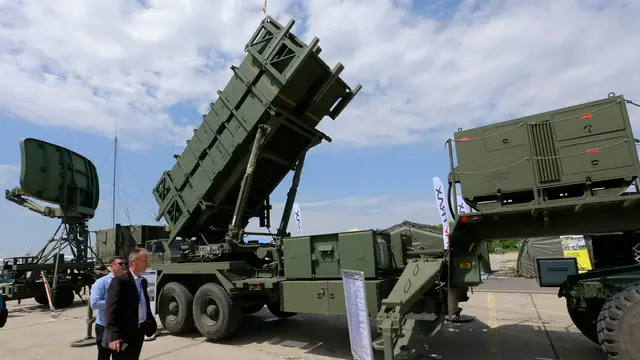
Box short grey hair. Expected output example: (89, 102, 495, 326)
(128, 247, 147, 262)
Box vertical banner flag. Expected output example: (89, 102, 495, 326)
(293, 202, 303, 235)
(432, 176, 450, 249)
(456, 195, 470, 214)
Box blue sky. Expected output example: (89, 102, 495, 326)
(0, 0, 639, 257)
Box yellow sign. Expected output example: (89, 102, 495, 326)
(563, 250, 592, 273)
(560, 235, 593, 273)
(459, 261, 472, 269)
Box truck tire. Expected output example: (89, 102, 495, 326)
(566, 298, 599, 344)
(596, 283, 640, 359)
(158, 282, 194, 334)
(52, 285, 75, 308)
(192, 283, 241, 341)
(34, 295, 49, 306)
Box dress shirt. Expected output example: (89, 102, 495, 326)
(89, 273, 115, 327)
(131, 272, 147, 324)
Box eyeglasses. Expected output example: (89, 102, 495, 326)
(115, 262, 125, 266)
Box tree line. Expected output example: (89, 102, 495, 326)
(432, 221, 521, 253)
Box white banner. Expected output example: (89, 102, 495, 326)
(456, 195, 470, 214)
(292, 202, 302, 235)
(432, 176, 450, 249)
(342, 269, 373, 360)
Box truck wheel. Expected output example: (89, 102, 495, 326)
(266, 300, 296, 319)
(566, 298, 599, 344)
(192, 283, 241, 341)
(34, 295, 49, 306)
(52, 285, 75, 308)
(596, 283, 640, 359)
(158, 282, 194, 334)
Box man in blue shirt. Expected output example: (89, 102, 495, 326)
(91, 256, 126, 360)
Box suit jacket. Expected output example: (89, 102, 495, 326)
(0, 295, 7, 328)
(102, 269, 157, 346)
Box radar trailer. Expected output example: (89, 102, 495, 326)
(0, 138, 103, 310)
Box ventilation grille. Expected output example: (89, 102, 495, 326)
(530, 122, 561, 183)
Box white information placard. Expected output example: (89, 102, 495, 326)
(341, 269, 373, 360)
(141, 270, 157, 315)
(141, 270, 158, 340)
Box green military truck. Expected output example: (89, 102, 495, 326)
(13, 14, 632, 360)
(139, 16, 640, 360)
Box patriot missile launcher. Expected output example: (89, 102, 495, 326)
(143, 15, 640, 360)
(52, 13, 639, 360)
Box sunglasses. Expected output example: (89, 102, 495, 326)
(114, 262, 126, 266)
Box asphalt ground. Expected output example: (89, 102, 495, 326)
(0, 277, 606, 360)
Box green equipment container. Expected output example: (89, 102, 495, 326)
(453, 94, 640, 211)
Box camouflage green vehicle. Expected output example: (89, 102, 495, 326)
(90, 16, 640, 360)
(140, 14, 639, 359)
(10, 15, 630, 360)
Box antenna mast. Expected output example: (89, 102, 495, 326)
(111, 120, 118, 228)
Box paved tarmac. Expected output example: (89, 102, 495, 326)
(0, 277, 607, 360)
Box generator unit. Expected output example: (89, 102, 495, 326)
(453, 94, 640, 211)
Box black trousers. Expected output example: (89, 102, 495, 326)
(95, 324, 111, 360)
(96, 324, 145, 360)
(111, 328, 145, 360)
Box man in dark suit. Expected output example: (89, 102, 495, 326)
(0, 294, 8, 328)
(102, 247, 157, 359)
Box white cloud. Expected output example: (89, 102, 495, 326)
(0, 164, 19, 186)
(245, 193, 440, 236)
(1, 0, 639, 150)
